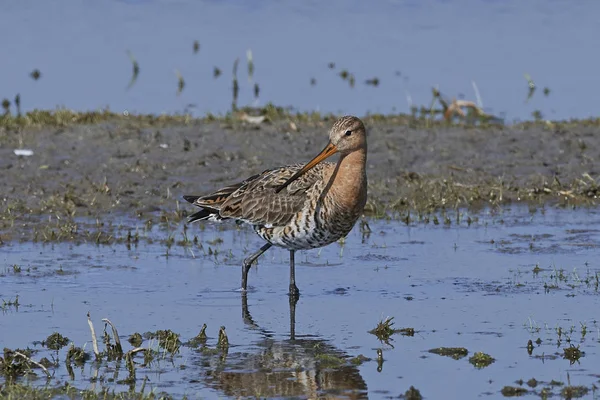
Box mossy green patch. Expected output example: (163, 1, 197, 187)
(143, 329, 181, 354)
(128, 332, 143, 347)
(65, 345, 89, 365)
(43, 332, 69, 350)
(563, 345, 584, 364)
(501, 386, 528, 397)
(469, 351, 495, 369)
(428, 347, 469, 360)
(368, 316, 411, 344)
(402, 386, 423, 400)
(560, 385, 588, 399)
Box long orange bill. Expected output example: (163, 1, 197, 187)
(275, 142, 338, 193)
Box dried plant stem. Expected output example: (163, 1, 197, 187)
(102, 318, 123, 355)
(126, 347, 148, 357)
(87, 312, 100, 359)
(14, 351, 51, 378)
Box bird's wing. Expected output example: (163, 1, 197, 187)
(218, 163, 329, 227)
(184, 172, 261, 211)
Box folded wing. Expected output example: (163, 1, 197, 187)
(184, 163, 327, 227)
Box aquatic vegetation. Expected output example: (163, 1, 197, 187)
(403, 386, 423, 400)
(428, 347, 469, 360)
(65, 345, 89, 365)
(562, 345, 584, 364)
(144, 329, 182, 354)
(43, 332, 69, 350)
(501, 386, 528, 396)
(315, 353, 344, 368)
(1, 296, 20, 311)
(499, 376, 593, 399)
(0, 348, 50, 381)
(128, 333, 143, 347)
(468, 352, 495, 369)
(217, 326, 229, 349)
(368, 316, 412, 345)
(560, 384, 588, 399)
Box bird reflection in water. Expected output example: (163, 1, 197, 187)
(193, 295, 368, 399)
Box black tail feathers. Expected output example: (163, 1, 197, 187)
(183, 195, 200, 204)
(188, 208, 215, 223)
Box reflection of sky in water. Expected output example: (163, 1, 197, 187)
(2, 1, 598, 120)
(1, 207, 600, 397)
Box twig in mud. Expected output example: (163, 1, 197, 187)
(87, 312, 100, 360)
(102, 318, 124, 355)
(14, 351, 51, 378)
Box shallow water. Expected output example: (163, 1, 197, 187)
(2, 1, 600, 121)
(2, 206, 600, 398)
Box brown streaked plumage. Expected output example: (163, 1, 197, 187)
(184, 115, 367, 297)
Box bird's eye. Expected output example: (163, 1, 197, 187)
(345, 130, 352, 136)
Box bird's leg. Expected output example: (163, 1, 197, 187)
(242, 243, 272, 291)
(289, 250, 300, 298)
(289, 291, 298, 340)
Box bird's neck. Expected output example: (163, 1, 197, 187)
(328, 149, 367, 211)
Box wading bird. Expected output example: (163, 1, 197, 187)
(184, 116, 367, 298)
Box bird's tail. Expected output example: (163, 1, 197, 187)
(183, 195, 226, 223)
(184, 176, 258, 223)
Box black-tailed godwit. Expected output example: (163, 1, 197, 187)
(184, 116, 367, 297)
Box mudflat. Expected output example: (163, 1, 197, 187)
(1, 113, 599, 242)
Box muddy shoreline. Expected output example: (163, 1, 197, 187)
(1, 112, 599, 242)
